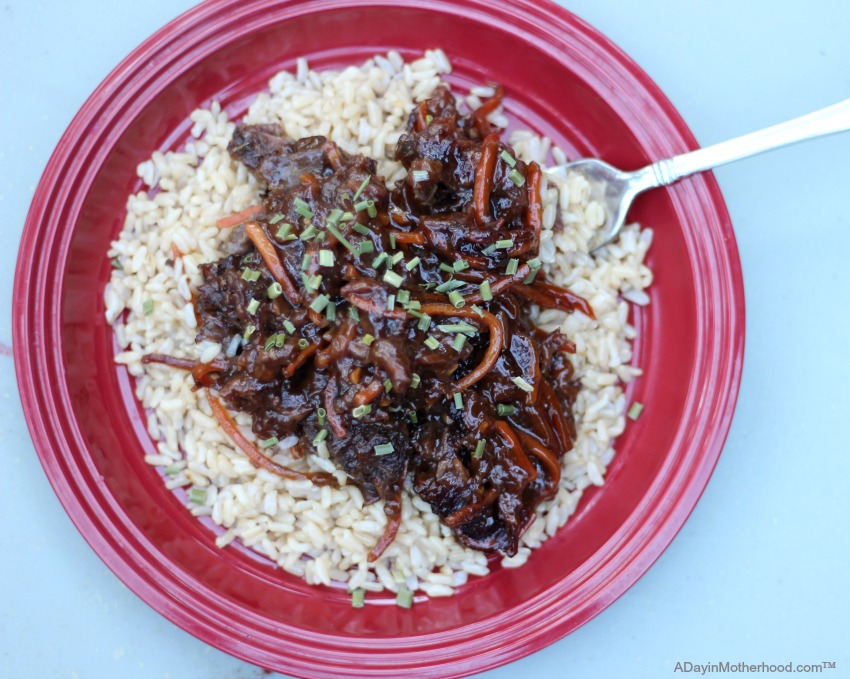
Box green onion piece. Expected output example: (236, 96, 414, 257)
(437, 322, 477, 335)
(298, 338, 309, 349)
(523, 258, 542, 284)
(259, 436, 279, 449)
(496, 403, 516, 417)
(419, 282, 437, 290)
(372, 252, 389, 268)
(358, 240, 375, 254)
(326, 208, 344, 226)
(348, 306, 360, 321)
(470, 304, 484, 317)
(411, 169, 430, 182)
(500, 150, 517, 167)
(408, 410, 418, 424)
(293, 197, 314, 219)
(473, 440, 486, 459)
(396, 587, 414, 609)
(397, 289, 410, 304)
(383, 271, 403, 287)
(267, 282, 283, 299)
(506, 258, 519, 275)
(386, 294, 396, 311)
(142, 300, 154, 316)
(435, 279, 465, 293)
(479, 280, 493, 302)
(309, 294, 330, 313)
(482, 244, 497, 256)
(301, 253, 312, 271)
(353, 223, 371, 236)
(424, 335, 440, 350)
(111, 257, 122, 270)
(627, 402, 644, 420)
(283, 320, 296, 334)
(366, 201, 378, 218)
(243, 324, 256, 339)
(241, 254, 253, 265)
(417, 314, 431, 331)
(453, 259, 470, 272)
(411, 373, 421, 389)
(453, 392, 463, 409)
(326, 222, 357, 254)
(404, 300, 421, 311)
(495, 239, 514, 250)
(163, 465, 181, 476)
(383, 378, 393, 392)
(325, 302, 337, 321)
(448, 291, 465, 308)
(512, 376, 534, 392)
(374, 443, 395, 456)
(264, 335, 277, 351)
(246, 298, 260, 314)
(313, 429, 328, 445)
(188, 487, 207, 504)
(353, 176, 370, 201)
(508, 169, 526, 187)
(274, 333, 286, 348)
(351, 588, 366, 609)
(439, 263, 454, 273)
(269, 213, 286, 225)
(342, 191, 352, 202)
(389, 233, 397, 249)
(352, 405, 371, 419)
(317, 408, 327, 425)
(307, 274, 323, 290)
(405, 257, 421, 271)
(317, 232, 326, 242)
(354, 199, 369, 213)
(362, 334, 375, 346)
(340, 211, 355, 222)
(300, 224, 317, 241)
(426, 114, 433, 125)
(451, 334, 467, 352)
(275, 223, 294, 240)
(390, 251, 404, 266)
(318, 250, 335, 267)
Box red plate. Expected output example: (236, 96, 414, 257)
(13, 0, 744, 676)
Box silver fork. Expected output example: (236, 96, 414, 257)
(544, 98, 850, 251)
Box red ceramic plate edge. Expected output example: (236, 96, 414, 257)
(12, 0, 745, 677)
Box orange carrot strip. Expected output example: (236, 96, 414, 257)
(215, 205, 264, 229)
(388, 230, 426, 245)
(244, 221, 300, 305)
(514, 280, 596, 319)
(367, 494, 403, 562)
(525, 161, 543, 244)
(473, 134, 499, 227)
(282, 342, 318, 379)
(352, 377, 385, 407)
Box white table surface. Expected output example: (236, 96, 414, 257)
(2, 2, 849, 678)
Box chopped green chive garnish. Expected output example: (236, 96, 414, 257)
(408, 410, 418, 424)
(417, 314, 431, 331)
(500, 150, 517, 167)
(406, 257, 420, 271)
(275, 223, 294, 240)
(404, 299, 420, 311)
(307, 274, 323, 290)
(523, 258, 542, 284)
(298, 338, 309, 349)
(437, 322, 477, 335)
(325, 302, 337, 321)
(269, 213, 286, 225)
(313, 429, 328, 445)
(264, 335, 276, 351)
(283, 320, 296, 334)
(453, 392, 463, 409)
(318, 250, 335, 267)
(448, 291, 465, 308)
(479, 280, 493, 302)
(293, 197, 314, 219)
(397, 289, 411, 304)
(246, 298, 260, 314)
(340, 211, 355, 222)
(317, 408, 327, 426)
(470, 304, 484, 317)
(396, 587, 414, 609)
(426, 114, 433, 125)
(353, 223, 371, 236)
(300, 224, 318, 241)
(301, 253, 312, 271)
(309, 295, 330, 313)
(358, 240, 375, 254)
(353, 176, 370, 201)
(496, 403, 516, 417)
(424, 335, 440, 350)
(439, 263, 454, 273)
(435, 279, 465, 293)
(482, 244, 497, 256)
(352, 405, 371, 419)
(374, 443, 395, 456)
(354, 199, 370, 213)
(372, 252, 389, 268)
(451, 334, 467, 352)
(326, 222, 357, 254)
(495, 239, 514, 250)
(241, 268, 261, 282)
(627, 402, 644, 420)
(348, 306, 360, 321)
(243, 324, 256, 339)
(473, 440, 486, 459)
(508, 169, 526, 187)
(326, 208, 344, 226)
(111, 257, 122, 270)
(351, 588, 366, 609)
(506, 258, 519, 275)
(362, 334, 375, 346)
(389, 233, 397, 249)
(453, 259, 470, 272)
(411, 373, 421, 388)
(387, 294, 396, 311)
(275, 333, 286, 348)
(512, 376, 534, 392)
(366, 201, 378, 219)
(383, 378, 393, 392)
(384, 271, 403, 287)
(268, 282, 283, 299)
(142, 300, 154, 316)
(188, 487, 207, 504)
(411, 169, 430, 183)
(163, 465, 181, 476)
(259, 436, 279, 449)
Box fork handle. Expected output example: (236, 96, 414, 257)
(645, 97, 850, 186)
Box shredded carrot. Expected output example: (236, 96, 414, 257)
(244, 222, 300, 305)
(323, 141, 344, 171)
(443, 489, 499, 528)
(517, 429, 560, 491)
(367, 494, 403, 562)
(494, 420, 538, 484)
(472, 85, 504, 128)
(473, 134, 499, 227)
(323, 379, 347, 439)
(352, 377, 385, 407)
(171, 243, 183, 260)
(282, 342, 318, 379)
(387, 230, 426, 245)
(463, 263, 530, 304)
(207, 392, 338, 487)
(215, 205, 264, 229)
(514, 280, 595, 319)
(525, 161, 543, 245)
